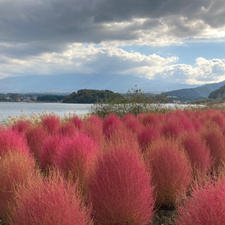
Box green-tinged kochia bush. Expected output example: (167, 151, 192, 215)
(145, 139, 192, 208)
(89, 148, 154, 225)
(10, 172, 92, 225)
(0, 151, 36, 222)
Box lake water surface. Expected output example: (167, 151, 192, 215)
(0, 102, 93, 122)
(0, 102, 202, 123)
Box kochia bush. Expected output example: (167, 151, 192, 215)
(0, 152, 36, 221)
(89, 148, 154, 225)
(103, 114, 124, 139)
(56, 134, 98, 191)
(83, 115, 104, 150)
(201, 124, 225, 172)
(39, 135, 65, 171)
(69, 115, 83, 130)
(41, 114, 61, 135)
(181, 132, 211, 177)
(176, 180, 225, 225)
(0, 128, 30, 157)
(11, 120, 32, 134)
(26, 125, 47, 161)
(138, 127, 160, 152)
(145, 139, 192, 208)
(10, 173, 92, 225)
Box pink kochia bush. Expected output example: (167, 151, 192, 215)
(181, 132, 211, 177)
(41, 114, 61, 134)
(103, 114, 124, 139)
(145, 139, 192, 207)
(56, 134, 98, 191)
(122, 113, 143, 135)
(0, 151, 36, 221)
(69, 115, 83, 130)
(176, 179, 225, 225)
(82, 115, 104, 150)
(105, 126, 141, 153)
(89, 148, 154, 225)
(201, 124, 225, 171)
(10, 173, 92, 225)
(58, 122, 78, 138)
(11, 120, 32, 134)
(0, 128, 30, 157)
(138, 127, 160, 152)
(39, 135, 65, 171)
(26, 125, 47, 161)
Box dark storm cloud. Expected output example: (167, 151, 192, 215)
(0, 0, 224, 57)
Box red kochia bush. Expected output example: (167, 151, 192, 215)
(83, 115, 104, 150)
(122, 113, 143, 135)
(26, 125, 47, 161)
(56, 134, 98, 190)
(10, 173, 92, 225)
(103, 114, 124, 139)
(201, 124, 225, 171)
(0, 128, 29, 157)
(141, 113, 162, 128)
(161, 117, 184, 139)
(39, 135, 65, 170)
(89, 148, 154, 225)
(181, 132, 211, 177)
(11, 120, 32, 134)
(58, 122, 78, 138)
(105, 127, 141, 153)
(138, 127, 160, 152)
(41, 114, 61, 134)
(69, 115, 83, 130)
(0, 151, 36, 221)
(176, 180, 225, 225)
(145, 139, 192, 207)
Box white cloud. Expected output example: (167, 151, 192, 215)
(0, 44, 224, 86)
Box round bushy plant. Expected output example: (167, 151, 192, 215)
(145, 138, 192, 208)
(176, 179, 225, 225)
(0, 128, 30, 157)
(89, 148, 154, 225)
(10, 173, 92, 225)
(0, 151, 36, 221)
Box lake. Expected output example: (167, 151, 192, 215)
(0, 102, 93, 122)
(0, 102, 203, 123)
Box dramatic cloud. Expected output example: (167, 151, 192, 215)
(0, 0, 225, 53)
(0, 44, 224, 86)
(0, 0, 224, 89)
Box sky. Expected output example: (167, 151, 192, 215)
(0, 0, 225, 92)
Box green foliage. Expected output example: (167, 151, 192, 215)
(37, 95, 65, 102)
(91, 88, 170, 117)
(63, 89, 124, 103)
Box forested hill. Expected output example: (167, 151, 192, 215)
(208, 85, 225, 99)
(165, 80, 225, 102)
(63, 89, 123, 103)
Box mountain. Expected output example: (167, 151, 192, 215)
(165, 80, 225, 102)
(0, 74, 194, 93)
(208, 85, 225, 99)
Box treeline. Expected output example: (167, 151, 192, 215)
(0, 89, 170, 104)
(63, 89, 123, 103)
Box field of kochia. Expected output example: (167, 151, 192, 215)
(0, 109, 225, 225)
